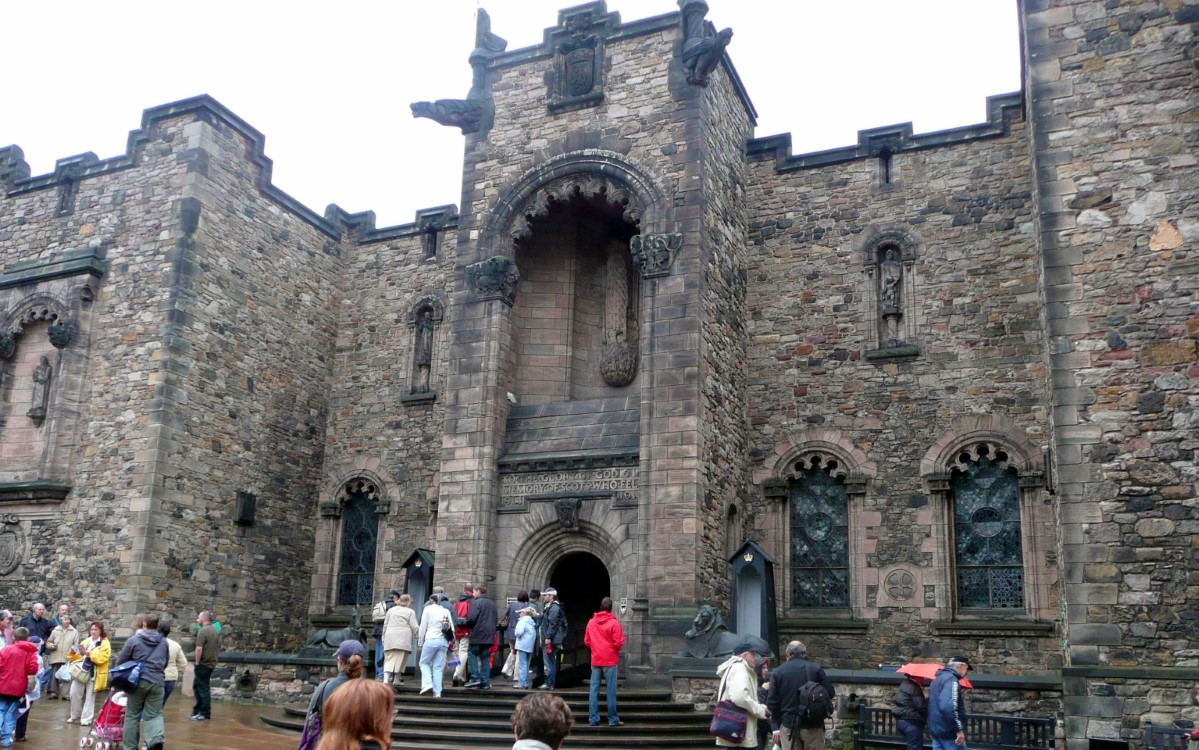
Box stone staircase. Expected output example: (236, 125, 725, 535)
(260, 684, 714, 749)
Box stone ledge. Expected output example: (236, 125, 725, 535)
(865, 344, 921, 361)
(399, 391, 437, 406)
(1062, 666, 1199, 681)
(671, 661, 1062, 691)
(778, 616, 869, 632)
(0, 247, 106, 289)
(498, 449, 639, 474)
(0, 481, 72, 504)
(933, 620, 1056, 636)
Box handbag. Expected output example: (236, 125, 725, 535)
(709, 668, 751, 743)
(69, 660, 92, 684)
(501, 650, 517, 678)
(439, 613, 455, 644)
(108, 659, 144, 692)
(296, 682, 328, 750)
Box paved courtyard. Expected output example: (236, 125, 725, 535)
(26, 693, 297, 750)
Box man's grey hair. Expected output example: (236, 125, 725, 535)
(786, 641, 808, 659)
(432, 586, 445, 594)
(947, 659, 969, 672)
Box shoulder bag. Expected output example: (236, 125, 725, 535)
(440, 612, 455, 643)
(709, 666, 751, 743)
(296, 680, 328, 750)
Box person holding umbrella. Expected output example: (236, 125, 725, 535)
(891, 671, 928, 750)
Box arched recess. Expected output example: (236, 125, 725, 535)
(405, 295, 445, 399)
(856, 224, 922, 352)
(475, 150, 672, 261)
(921, 415, 1052, 620)
(759, 429, 876, 618)
(0, 293, 78, 487)
(507, 519, 623, 595)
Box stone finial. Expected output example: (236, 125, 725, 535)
(466, 256, 520, 305)
(629, 233, 682, 278)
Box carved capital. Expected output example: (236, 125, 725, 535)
(629, 234, 682, 278)
(47, 318, 76, 349)
(0, 334, 13, 360)
(466, 256, 520, 305)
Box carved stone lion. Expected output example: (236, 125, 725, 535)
(678, 604, 771, 659)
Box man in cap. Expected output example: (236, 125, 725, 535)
(714, 642, 769, 747)
(927, 656, 971, 750)
(767, 640, 836, 750)
(538, 588, 568, 690)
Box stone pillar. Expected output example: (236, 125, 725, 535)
(434, 255, 520, 586)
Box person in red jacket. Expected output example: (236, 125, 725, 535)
(0, 627, 39, 747)
(583, 597, 625, 727)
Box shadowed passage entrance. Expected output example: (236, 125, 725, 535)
(548, 552, 611, 686)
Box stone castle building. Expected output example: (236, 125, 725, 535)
(0, 0, 1196, 742)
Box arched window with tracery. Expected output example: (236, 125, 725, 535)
(336, 479, 381, 606)
(789, 456, 850, 609)
(950, 444, 1024, 610)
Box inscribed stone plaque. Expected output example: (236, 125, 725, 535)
(499, 467, 637, 511)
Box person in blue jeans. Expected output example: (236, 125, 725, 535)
(538, 588, 568, 690)
(583, 597, 624, 726)
(114, 614, 170, 750)
(513, 607, 538, 689)
(928, 656, 971, 750)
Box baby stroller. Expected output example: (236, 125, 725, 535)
(80, 690, 126, 749)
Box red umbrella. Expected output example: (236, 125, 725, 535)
(897, 663, 973, 689)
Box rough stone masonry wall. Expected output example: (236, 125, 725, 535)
(743, 119, 1061, 670)
(696, 66, 752, 607)
(1022, 0, 1199, 741)
(314, 227, 456, 610)
(0, 120, 195, 627)
(148, 112, 343, 651)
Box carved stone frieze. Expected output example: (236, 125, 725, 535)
(629, 233, 682, 278)
(466, 256, 521, 305)
(510, 175, 641, 242)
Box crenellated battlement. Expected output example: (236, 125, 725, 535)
(747, 91, 1023, 172)
(1, 95, 460, 246)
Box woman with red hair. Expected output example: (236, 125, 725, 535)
(314, 678, 394, 750)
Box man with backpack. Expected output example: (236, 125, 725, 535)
(766, 641, 835, 750)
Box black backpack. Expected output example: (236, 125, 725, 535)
(796, 664, 834, 725)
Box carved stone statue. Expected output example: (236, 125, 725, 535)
(300, 606, 367, 654)
(413, 309, 434, 393)
(879, 248, 903, 345)
(678, 604, 771, 658)
(27, 355, 52, 426)
(411, 9, 508, 135)
(678, 0, 733, 87)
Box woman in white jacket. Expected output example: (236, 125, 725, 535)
(382, 592, 419, 685)
(714, 644, 769, 748)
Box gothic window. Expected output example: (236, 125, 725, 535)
(790, 461, 850, 609)
(336, 480, 380, 606)
(951, 446, 1024, 610)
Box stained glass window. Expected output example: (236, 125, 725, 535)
(790, 465, 850, 608)
(336, 485, 379, 606)
(953, 453, 1024, 609)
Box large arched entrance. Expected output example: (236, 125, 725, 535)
(549, 551, 611, 686)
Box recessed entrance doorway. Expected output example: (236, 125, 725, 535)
(548, 551, 611, 686)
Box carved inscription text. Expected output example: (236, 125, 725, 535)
(500, 467, 637, 509)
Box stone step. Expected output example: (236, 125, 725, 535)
(260, 684, 715, 750)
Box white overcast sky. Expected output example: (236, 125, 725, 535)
(5, 1, 1019, 227)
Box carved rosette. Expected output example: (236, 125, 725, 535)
(630, 233, 682, 278)
(0, 516, 24, 576)
(47, 318, 76, 349)
(0, 333, 14, 360)
(466, 256, 521, 306)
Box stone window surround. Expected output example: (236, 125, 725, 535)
(921, 415, 1054, 625)
(758, 429, 875, 623)
(313, 471, 392, 613)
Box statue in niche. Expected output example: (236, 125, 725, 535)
(413, 309, 434, 394)
(878, 247, 903, 346)
(27, 355, 52, 426)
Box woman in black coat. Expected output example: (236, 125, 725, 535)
(893, 675, 929, 750)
